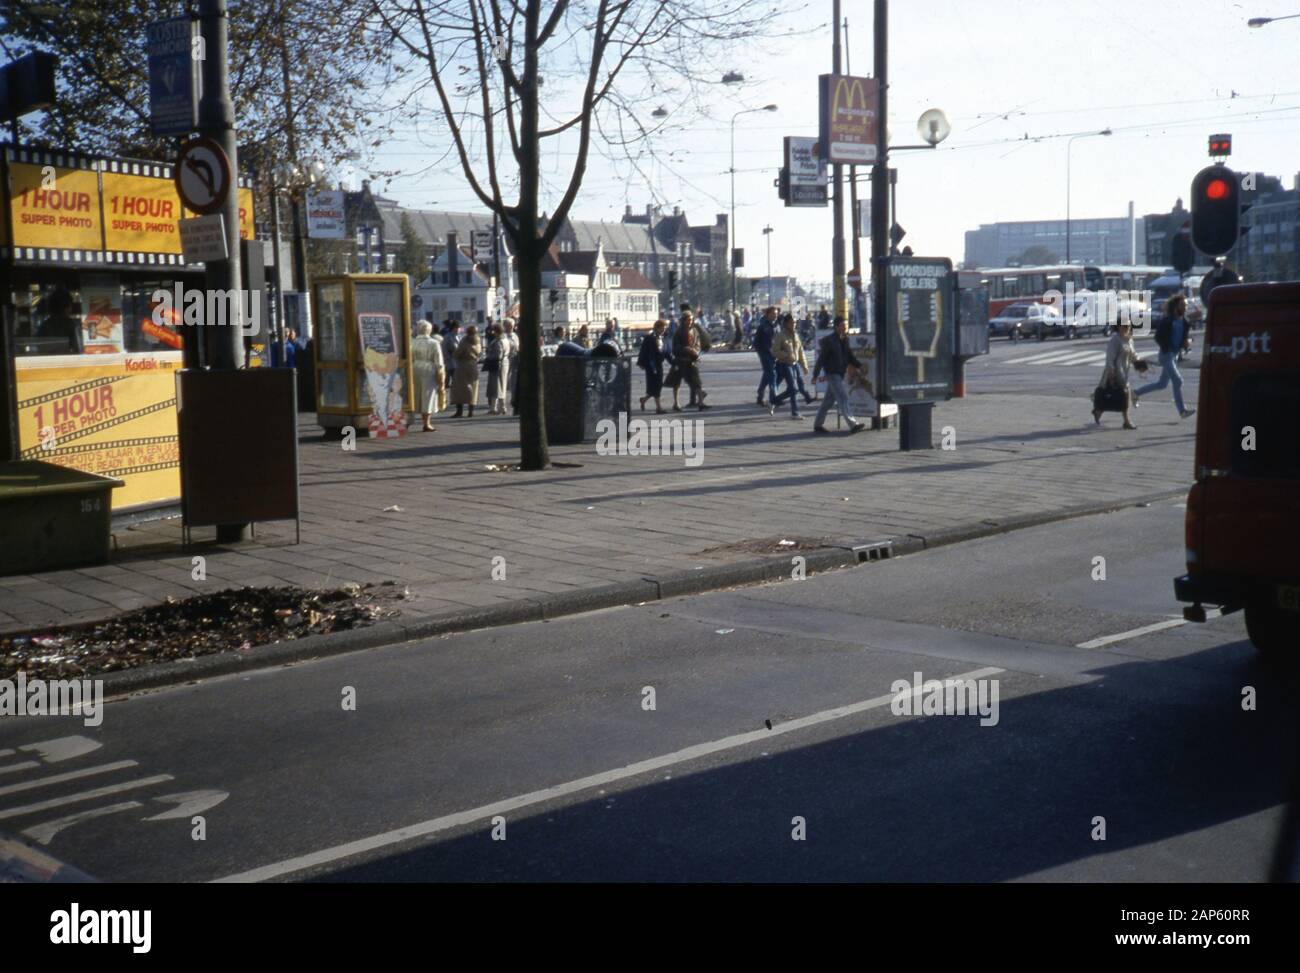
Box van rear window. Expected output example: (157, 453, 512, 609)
(1229, 373, 1300, 478)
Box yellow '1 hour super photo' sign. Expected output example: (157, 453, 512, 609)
(14, 355, 182, 510)
(7, 162, 103, 251)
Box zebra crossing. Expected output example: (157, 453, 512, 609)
(1000, 347, 1110, 368)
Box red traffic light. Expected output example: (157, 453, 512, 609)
(1205, 178, 1230, 200)
(1208, 133, 1232, 157)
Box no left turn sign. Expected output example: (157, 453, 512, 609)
(175, 137, 232, 215)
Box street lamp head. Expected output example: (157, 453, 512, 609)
(722, 70, 744, 84)
(916, 108, 951, 146)
(1100, 127, 1113, 136)
(652, 106, 668, 118)
(1248, 17, 1271, 27)
(763, 104, 778, 111)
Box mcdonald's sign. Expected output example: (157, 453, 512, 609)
(818, 74, 878, 164)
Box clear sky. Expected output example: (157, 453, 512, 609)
(357, 0, 1300, 284)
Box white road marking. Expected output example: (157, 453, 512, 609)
(213, 666, 1003, 883)
(0, 761, 41, 776)
(0, 775, 173, 821)
(22, 802, 142, 846)
(1004, 350, 1088, 365)
(0, 760, 138, 799)
(20, 736, 103, 764)
(143, 789, 229, 821)
(1077, 619, 1187, 649)
(1052, 352, 1108, 366)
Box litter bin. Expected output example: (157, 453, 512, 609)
(0, 460, 123, 575)
(543, 354, 631, 445)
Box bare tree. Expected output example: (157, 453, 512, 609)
(371, 0, 779, 469)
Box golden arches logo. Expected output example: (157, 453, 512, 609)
(831, 77, 872, 127)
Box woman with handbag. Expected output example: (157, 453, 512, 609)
(451, 324, 482, 417)
(483, 323, 509, 414)
(1093, 320, 1148, 429)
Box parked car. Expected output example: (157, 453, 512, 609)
(989, 302, 1061, 341)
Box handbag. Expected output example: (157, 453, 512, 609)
(1093, 368, 1129, 413)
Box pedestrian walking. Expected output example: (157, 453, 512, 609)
(771, 313, 813, 419)
(483, 322, 510, 414)
(753, 305, 779, 412)
(410, 320, 446, 431)
(451, 324, 482, 417)
(667, 309, 711, 412)
(577, 323, 592, 349)
(503, 317, 521, 414)
(441, 319, 461, 397)
(1133, 294, 1196, 419)
(812, 315, 866, 434)
(730, 307, 743, 349)
(637, 318, 669, 413)
(1092, 319, 1149, 429)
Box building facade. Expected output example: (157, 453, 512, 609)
(964, 204, 1143, 268)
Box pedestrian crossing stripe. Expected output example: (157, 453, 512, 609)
(1003, 350, 1107, 366)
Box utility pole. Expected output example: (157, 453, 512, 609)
(197, 0, 248, 541)
(870, 0, 889, 347)
(831, 0, 847, 322)
(844, 16, 863, 329)
(278, 0, 309, 331)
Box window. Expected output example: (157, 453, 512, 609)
(1230, 373, 1300, 478)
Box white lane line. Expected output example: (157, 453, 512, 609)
(1077, 619, 1187, 649)
(22, 801, 142, 846)
(214, 666, 1003, 883)
(0, 760, 138, 799)
(0, 775, 173, 821)
(0, 761, 41, 776)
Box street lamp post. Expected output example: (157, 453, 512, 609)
(1248, 12, 1300, 27)
(762, 224, 774, 305)
(730, 104, 778, 316)
(1065, 128, 1112, 265)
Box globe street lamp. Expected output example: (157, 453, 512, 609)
(730, 104, 777, 315)
(1066, 128, 1112, 265)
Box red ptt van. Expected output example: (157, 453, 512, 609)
(1175, 281, 1300, 657)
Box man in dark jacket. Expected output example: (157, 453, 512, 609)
(812, 315, 866, 433)
(753, 306, 779, 411)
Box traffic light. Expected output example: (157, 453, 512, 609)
(777, 167, 790, 203)
(1208, 133, 1232, 157)
(1171, 221, 1194, 274)
(548, 288, 558, 305)
(1190, 164, 1240, 257)
(667, 270, 677, 292)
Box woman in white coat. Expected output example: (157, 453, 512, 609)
(1094, 320, 1147, 430)
(411, 320, 445, 432)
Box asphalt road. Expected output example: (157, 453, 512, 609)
(2, 500, 1295, 882)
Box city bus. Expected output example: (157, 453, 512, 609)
(975, 264, 1171, 318)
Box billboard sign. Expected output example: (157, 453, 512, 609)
(472, 229, 494, 261)
(146, 16, 199, 137)
(306, 190, 346, 239)
(784, 136, 828, 207)
(879, 256, 954, 402)
(818, 74, 878, 164)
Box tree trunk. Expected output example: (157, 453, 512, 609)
(516, 242, 549, 469)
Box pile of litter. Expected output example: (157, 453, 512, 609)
(1, 583, 408, 680)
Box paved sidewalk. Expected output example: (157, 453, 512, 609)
(0, 362, 1196, 637)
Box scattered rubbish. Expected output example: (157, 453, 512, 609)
(778, 539, 796, 547)
(715, 628, 735, 635)
(764, 719, 772, 730)
(585, 506, 595, 510)
(840, 497, 850, 501)
(0, 584, 403, 681)
(382, 505, 403, 512)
